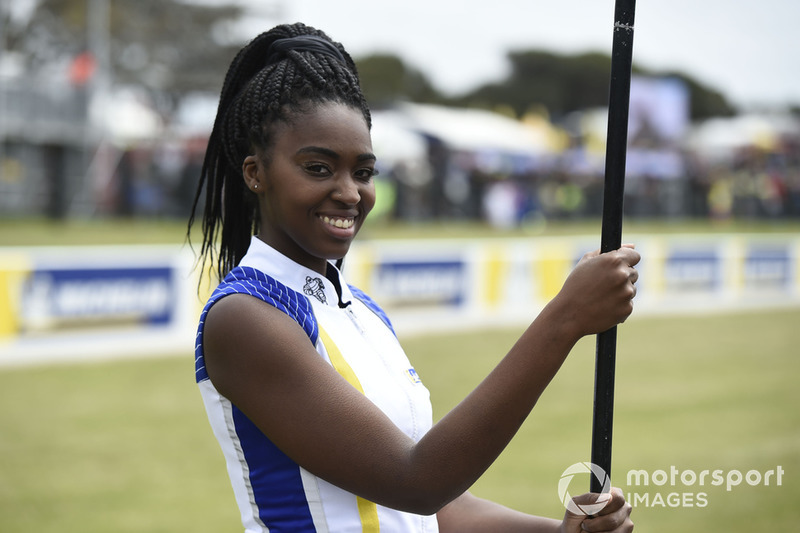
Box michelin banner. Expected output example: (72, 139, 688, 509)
(1, 234, 798, 365)
(0, 245, 199, 365)
(346, 234, 800, 333)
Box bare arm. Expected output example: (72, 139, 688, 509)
(437, 492, 561, 532)
(203, 247, 640, 515)
(436, 489, 633, 533)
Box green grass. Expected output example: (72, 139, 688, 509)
(416, 309, 800, 531)
(0, 218, 192, 247)
(0, 357, 240, 532)
(0, 309, 797, 532)
(1, 216, 799, 246)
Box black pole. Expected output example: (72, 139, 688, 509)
(591, 0, 636, 494)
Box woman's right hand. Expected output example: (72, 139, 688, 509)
(550, 245, 641, 340)
(560, 488, 634, 533)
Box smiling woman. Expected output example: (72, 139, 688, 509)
(187, 22, 637, 533)
(241, 103, 377, 272)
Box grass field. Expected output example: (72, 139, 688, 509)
(2, 216, 800, 246)
(0, 308, 798, 532)
(1, 216, 798, 530)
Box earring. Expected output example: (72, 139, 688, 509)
(254, 184, 259, 190)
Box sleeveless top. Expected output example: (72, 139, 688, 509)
(195, 237, 439, 532)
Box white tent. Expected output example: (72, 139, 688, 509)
(686, 113, 800, 158)
(370, 109, 428, 166)
(396, 102, 549, 156)
(90, 88, 164, 145)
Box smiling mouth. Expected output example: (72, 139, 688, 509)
(320, 215, 355, 230)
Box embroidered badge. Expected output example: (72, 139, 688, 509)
(303, 276, 327, 304)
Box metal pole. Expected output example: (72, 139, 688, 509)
(590, 0, 636, 494)
(0, 5, 6, 184)
(83, 0, 111, 216)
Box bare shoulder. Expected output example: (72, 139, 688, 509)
(202, 293, 318, 399)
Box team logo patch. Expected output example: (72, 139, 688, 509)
(303, 276, 327, 304)
(405, 368, 422, 384)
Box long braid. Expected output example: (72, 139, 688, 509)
(187, 23, 371, 283)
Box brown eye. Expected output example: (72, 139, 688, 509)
(355, 168, 378, 182)
(304, 163, 331, 176)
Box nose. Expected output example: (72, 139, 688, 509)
(334, 175, 360, 204)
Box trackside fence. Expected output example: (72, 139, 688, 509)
(1, 234, 798, 365)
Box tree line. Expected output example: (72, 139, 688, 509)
(3, 0, 735, 120)
(357, 51, 736, 121)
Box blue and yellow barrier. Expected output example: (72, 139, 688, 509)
(1, 235, 798, 365)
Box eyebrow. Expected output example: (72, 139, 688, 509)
(296, 146, 376, 162)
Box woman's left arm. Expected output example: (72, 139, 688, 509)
(436, 491, 560, 533)
(437, 489, 633, 533)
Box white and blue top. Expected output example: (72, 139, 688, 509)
(195, 237, 438, 533)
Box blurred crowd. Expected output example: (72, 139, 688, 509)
(73, 118, 800, 227)
(1, 78, 799, 225)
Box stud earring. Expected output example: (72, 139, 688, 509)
(254, 184, 259, 190)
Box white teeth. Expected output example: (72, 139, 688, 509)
(322, 216, 354, 229)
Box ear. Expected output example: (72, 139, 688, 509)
(242, 155, 262, 193)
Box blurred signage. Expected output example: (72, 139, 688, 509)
(1, 235, 798, 365)
(373, 260, 466, 307)
(744, 248, 791, 288)
(19, 267, 174, 333)
(664, 251, 720, 291)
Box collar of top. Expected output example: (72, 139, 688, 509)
(239, 236, 351, 308)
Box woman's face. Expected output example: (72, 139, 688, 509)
(244, 102, 376, 274)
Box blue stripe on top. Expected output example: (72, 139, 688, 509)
(348, 284, 396, 336)
(194, 266, 321, 531)
(232, 406, 319, 532)
(195, 266, 319, 383)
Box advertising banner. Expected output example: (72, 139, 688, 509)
(1, 234, 798, 365)
(0, 246, 198, 365)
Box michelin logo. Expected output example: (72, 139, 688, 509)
(21, 267, 173, 330)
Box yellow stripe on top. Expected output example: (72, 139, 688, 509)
(319, 326, 365, 394)
(318, 326, 381, 533)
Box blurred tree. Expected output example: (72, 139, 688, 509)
(2, 0, 248, 109)
(355, 53, 443, 108)
(458, 51, 612, 118)
(454, 49, 736, 120)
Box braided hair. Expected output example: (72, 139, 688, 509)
(187, 22, 372, 282)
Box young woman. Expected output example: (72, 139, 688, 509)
(189, 22, 637, 533)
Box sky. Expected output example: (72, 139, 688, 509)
(231, 0, 800, 109)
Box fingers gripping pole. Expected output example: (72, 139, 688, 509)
(591, 0, 636, 494)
